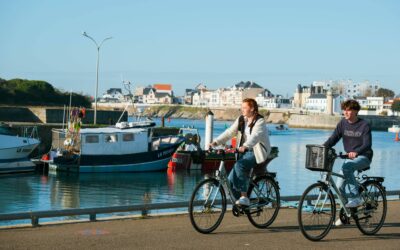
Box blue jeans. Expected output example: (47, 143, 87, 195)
(228, 151, 257, 199)
(336, 155, 371, 200)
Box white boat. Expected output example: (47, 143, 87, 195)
(0, 123, 40, 174)
(47, 121, 185, 173)
(388, 125, 400, 133)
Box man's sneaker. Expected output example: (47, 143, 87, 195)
(345, 197, 363, 208)
(334, 218, 343, 227)
(235, 196, 250, 206)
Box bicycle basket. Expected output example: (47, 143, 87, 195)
(305, 145, 335, 172)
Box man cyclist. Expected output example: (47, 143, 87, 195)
(323, 99, 373, 210)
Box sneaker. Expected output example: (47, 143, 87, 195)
(235, 196, 250, 206)
(334, 218, 343, 227)
(345, 197, 363, 208)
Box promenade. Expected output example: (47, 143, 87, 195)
(1, 201, 399, 250)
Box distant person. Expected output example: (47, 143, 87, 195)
(209, 98, 271, 206)
(323, 100, 373, 210)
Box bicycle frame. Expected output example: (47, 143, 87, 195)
(317, 171, 352, 217)
(213, 156, 275, 211)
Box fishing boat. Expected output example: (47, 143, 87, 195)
(47, 121, 185, 173)
(0, 123, 40, 174)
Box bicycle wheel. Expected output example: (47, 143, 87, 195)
(355, 181, 387, 235)
(246, 176, 280, 228)
(298, 182, 336, 241)
(189, 178, 226, 234)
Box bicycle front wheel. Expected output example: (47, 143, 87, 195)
(246, 176, 280, 228)
(189, 178, 226, 234)
(298, 182, 336, 241)
(355, 181, 387, 235)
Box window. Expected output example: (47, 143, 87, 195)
(86, 135, 99, 143)
(123, 133, 135, 142)
(105, 134, 118, 143)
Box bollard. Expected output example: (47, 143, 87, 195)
(142, 192, 151, 217)
(161, 116, 165, 127)
(90, 214, 96, 222)
(31, 216, 39, 227)
(204, 111, 214, 150)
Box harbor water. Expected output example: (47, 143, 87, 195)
(0, 118, 399, 225)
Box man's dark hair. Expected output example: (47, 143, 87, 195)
(341, 99, 361, 111)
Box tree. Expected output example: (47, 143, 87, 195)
(392, 99, 400, 113)
(376, 88, 395, 99)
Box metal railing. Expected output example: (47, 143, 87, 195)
(1, 190, 399, 227)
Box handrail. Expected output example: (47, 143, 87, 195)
(1, 190, 399, 227)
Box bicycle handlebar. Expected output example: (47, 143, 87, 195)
(337, 152, 349, 159)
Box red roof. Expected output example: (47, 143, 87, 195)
(153, 84, 172, 91)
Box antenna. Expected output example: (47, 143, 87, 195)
(116, 78, 137, 123)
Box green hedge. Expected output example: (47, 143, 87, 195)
(0, 78, 91, 107)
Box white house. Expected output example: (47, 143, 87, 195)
(305, 94, 327, 113)
(256, 94, 291, 109)
(305, 94, 344, 114)
(344, 81, 380, 99)
(100, 88, 125, 102)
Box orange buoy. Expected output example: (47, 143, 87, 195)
(395, 132, 399, 142)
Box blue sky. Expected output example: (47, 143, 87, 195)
(1, 0, 399, 97)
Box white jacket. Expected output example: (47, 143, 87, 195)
(214, 116, 271, 156)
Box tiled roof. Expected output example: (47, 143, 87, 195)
(153, 84, 172, 91)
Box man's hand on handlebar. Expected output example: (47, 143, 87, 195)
(348, 152, 358, 159)
(338, 151, 358, 159)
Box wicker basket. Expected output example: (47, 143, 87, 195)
(305, 145, 335, 172)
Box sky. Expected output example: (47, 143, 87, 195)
(1, 0, 399, 98)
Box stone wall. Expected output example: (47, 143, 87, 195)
(0, 106, 127, 125)
(287, 114, 340, 130)
(0, 106, 42, 122)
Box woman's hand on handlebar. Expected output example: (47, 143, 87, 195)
(238, 146, 248, 153)
(208, 141, 218, 149)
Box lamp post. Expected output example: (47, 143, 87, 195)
(82, 31, 112, 125)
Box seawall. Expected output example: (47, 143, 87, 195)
(0, 106, 126, 125)
(143, 105, 400, 131)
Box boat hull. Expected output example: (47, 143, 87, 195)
(49, 144, 180, 173)
(0, 139, 39, 174)
(388, 127, 400, 133)
(0, 159, 35, 174)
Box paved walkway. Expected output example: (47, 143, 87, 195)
(1, 201, 399, 249)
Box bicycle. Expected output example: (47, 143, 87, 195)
(189, 147, 280, 234)
(298, 144, 387, 241)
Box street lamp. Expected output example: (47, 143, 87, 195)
(82, 31, 112, 125)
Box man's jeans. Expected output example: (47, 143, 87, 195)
(228, 150, 257, 199)
(336, 155, 371, 200)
